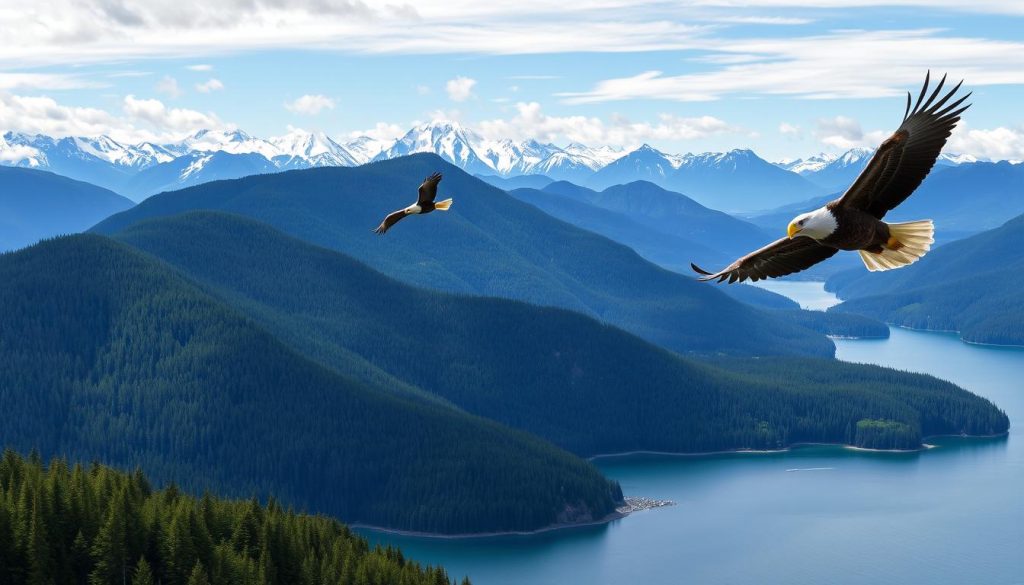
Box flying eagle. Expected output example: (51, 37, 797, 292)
(692, 72, 970, 284)
(373, 172, 453, 235)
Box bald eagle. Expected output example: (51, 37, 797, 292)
(374, 172, 453, 235)
(692, 72, 970, 284)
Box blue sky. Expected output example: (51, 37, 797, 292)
(2, 0, 1024, 161)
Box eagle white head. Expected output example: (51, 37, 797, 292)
(788, 206, 838, 240)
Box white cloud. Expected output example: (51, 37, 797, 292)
(445, 77, 477, 102)
(285, 94, 335, 115)
(814, 115, 888, 150)
(156, 75, 182, 98)
(347, 122, 406, 142)
(4, 1, 1024, 69)
(195, 78, 224, 93)
(0, 92, 222, 143)
(779, 122, 802, 137)
(560, 29, 1024, 103)
(122, 95, 224, 134)
(0, 143, 41, 162)
(708, 16, 814, 24)
(0, 92, 124, 139)
(187, 64, 213, 71)
(477, 101, 736, 146)
(948, 124, 1024, 161)
(106, 71, 152, 78)
(0, 73, 100, 90)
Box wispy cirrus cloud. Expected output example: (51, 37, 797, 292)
(0, 72, 101, 90)
(559, 29, 1024, 103)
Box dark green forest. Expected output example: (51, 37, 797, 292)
(829, 213, 1024, 345)
(0, 235, 621, 534)
(771, 309, 890, 339)
(92, 154, 835, 358)
(111, 212, 1007, 454)
(853, 419, 919, 451)
(0, 450, 466, 585)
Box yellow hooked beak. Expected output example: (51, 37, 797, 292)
(787, 222, 801, 239)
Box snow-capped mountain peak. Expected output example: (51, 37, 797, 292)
(269, 129, 358, 167)
(175, 128, 280, 160)
(836, 147, 874, 165)
(376, 120, 496, 174)
(937, 152, 978, 166)
(775, 152, 837, 175)
(342, 136, 388, 164)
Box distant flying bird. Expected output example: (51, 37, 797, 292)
(692, 72, 970, 284)
(374, 172, 453, 235)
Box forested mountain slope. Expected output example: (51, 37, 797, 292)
(93, 154, 834, 358)
(0, 235, 621, 534)
(112, 212, 1007, 453)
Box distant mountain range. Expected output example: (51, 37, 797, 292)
(775, 148, 979, 192)
(4, 123, 989, 209)
(747, 161, 1024, 236)
(509, 180, 769, 269)
(0, 166, 134, 252)
(0, 128, 385, 199)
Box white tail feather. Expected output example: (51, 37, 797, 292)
(434, 198, 453, 211)
(858, 219, 934, 272)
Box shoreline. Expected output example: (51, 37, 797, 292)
(889, 322, 1024, 349)
(818, 284, 1024, 348)
(826, 313, 1024, 349)
(589, 434, 1009, 461)
(354, 434, 1008, 540)
(351, 509, 628, 540)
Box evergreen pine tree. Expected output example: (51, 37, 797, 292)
(131, 557, 155, 585)
(186, 561, 210, 585)
(27, 497, 55, 585)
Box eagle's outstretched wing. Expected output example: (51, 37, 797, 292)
(418, 172, 442, 205)
(837, 72, 970, 218)
(373, 209, 407, 235)
(691, 237, 838, 284)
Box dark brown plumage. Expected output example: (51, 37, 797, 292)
(692, 72, 969, 283)
(374, 172, 453, 235)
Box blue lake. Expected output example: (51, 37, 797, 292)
(361, 282, 1023, 584)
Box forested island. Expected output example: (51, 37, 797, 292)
(0, 450, 466, 585)
(772, 309, 890, 339)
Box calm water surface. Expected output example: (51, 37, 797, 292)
(361, 282, 1023, 585)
